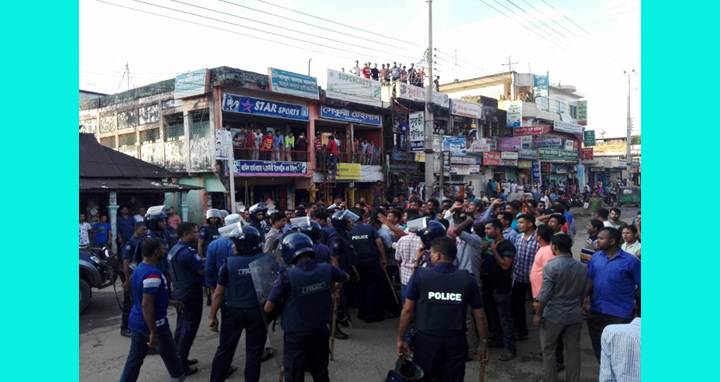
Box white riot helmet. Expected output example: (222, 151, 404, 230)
(206, 208, 222, 223)
(224, 213, 243, 226)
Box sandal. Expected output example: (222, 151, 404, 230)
(261, 347, 275, 362)
(498, 352, 517, 362)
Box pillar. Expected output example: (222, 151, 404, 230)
(180, 192, 189, 222)
(108, 192, 119, 254)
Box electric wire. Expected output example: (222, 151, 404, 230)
(540, 0, 591, 35)
(520, 0, 578, 37)
(506, 0, 568, 40)
(477, 0, 567, 51)
(492, 0, 573, 50)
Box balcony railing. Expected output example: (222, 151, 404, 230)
(233, 147, 309, 162)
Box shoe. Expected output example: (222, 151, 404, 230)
(120, 329, 132, 338)
(187, 359, 198, 366)
(185, 366, 199, 376)
(498, 352, 517, 362)
(337, 316, 349, 328)
(261, 347, 274, 362)
(334, 325, 349, 340)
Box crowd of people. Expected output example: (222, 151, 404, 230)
(341, 60, 441, 91)
(98, 184, 640, 382)
(230, 127, 310, 162)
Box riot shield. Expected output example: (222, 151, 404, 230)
(249, 253, 287, 305)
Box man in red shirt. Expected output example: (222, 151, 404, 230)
(362, 63, 371, 79)
(325, 133, 339, 174)
(244, 129, 255, 160)
(261, 132, 274, 160)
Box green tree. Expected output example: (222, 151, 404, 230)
(631, 135, 641, 145)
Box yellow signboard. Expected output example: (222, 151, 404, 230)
(593, 141, 627, 157)
(336, 163, 361, 180)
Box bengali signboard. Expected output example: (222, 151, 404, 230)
(532, 161, 542, 183)
(232, 160, 307, 177)
(581, 148, 594, 161)
(534, 74, 549, 97)
(518, 160, 533, 169)
(506, 101, 523, 127)
(409, 111, 425, 152)
(564, 140, 575, 151)
(553, 120, 583, 135)
(268, 68, 319, 100)
(514, 125, 552, 136)
(539, 148, 579, 162)
(518, 149, 537, 160)
(500, 159, 518, 167)
(483, 152, 501, 166)
(215, 130, 233, 160)
(336, 163, 361, 180)
(593, 141, 628, 156)
(498, 137, 522, 151)
(577, 100, 588, 126)
(396, 82, 450, 108)
(471, 141, 492, 152)
(223, 94, 309, 121)
(451, 156, 476, 164)
(320, 105, 381, 126)
(442, 136, 467, 156)
(174, 69, 209, 99)
(451, 98, 482, 118)
(326, 68, 381, 107)
(534, 137, 563, 148)
(584, 130, 596, 147)
(501, 152, 519, 160)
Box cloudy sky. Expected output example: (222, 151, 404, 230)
(80, 0, 640, 138)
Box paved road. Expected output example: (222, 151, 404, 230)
(80, 206, 639, 382)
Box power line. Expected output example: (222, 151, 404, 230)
(540, 0, 591, 35)
(256, 0, 424, 48)
(506, 0, 568, 40)
(520, 0, 578, 37)
(434, 48, 490, 73)
(477, 0, 567, 51)
(492, 0, 573, 50)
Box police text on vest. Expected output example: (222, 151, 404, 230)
(428, 292, 462, 301)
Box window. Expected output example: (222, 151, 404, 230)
(192, 110, 210, 139)
(118, 110, 137, 130)
(99, 115, 116, 133)
(140, 128, 160, 143)
(555, 100, 565, 114)
(569, 105, 577, 119)
(165, 123, 184, 141)
(100, 136, 116, 149)
(119, 133, 137, 147)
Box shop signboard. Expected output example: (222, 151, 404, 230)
(326, 68, 382, 107)
(534, 74, 549, 97)
(520, 135, 533, 148)
(451, 156, 476, 164)
(409, 111, 425, 152)
(584, 130, 596, 146)
(415, 152, 425, 162)
(518, 160, 533, 169)
(268, 68, 319, 100)
(564, 140, 575, 151)
(581, 148, 594, 161)
(320, 105, 381, 126)
(532, 161, 542, 183)
(450, 165, 472, 175)
(577, 100, 588, 126)
(469, 165, 481, 174)
(483, 152, 501, 166)
(539, 148, 579, 161)
(443, 136, 467, 156)
(514, 124, 552, 136)
(553, 120, 583, 135)
(506, 101, 522, 127)
(534, 137, 563, 147)
(518, 149, 537, 160)
(395, 82, 450, 108)
(500, 159, 518, 167)
(232, 160, 307, 177)
(222, 94, 309, 121)
(215, 130, 233, 160)
(471, 141, 492, 152)
(174, 69, 209, 99)
(593, 140, 628, 156)
(501, 152, 519, 160)
(336, 163, 361, 180)
(451, 98, 482, 118)
(498, 137, 522, 151)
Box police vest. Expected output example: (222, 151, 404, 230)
(281, 263, 332, 333)
(201, 225, 221, 255)
(414, 267, 471, 336)
(349, 224, 378, 260)
(225, 252, 265, 309)
(168, 243, 204, 290)
(328, 231, 353, 270)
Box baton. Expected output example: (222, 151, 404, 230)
(479, 361, 486, 382)
(330, 298, 338, 361)
(258, 307, 284, 382)
(382, 267, 400, 305)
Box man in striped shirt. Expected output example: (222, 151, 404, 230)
(580, 220, 604, 265)
(512, 214, 540, 341)
(395, 228, 424, 305)
(599, 287, 641, 382)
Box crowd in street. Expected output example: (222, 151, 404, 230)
(82, 182, 640, 382)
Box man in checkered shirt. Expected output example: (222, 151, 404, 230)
(512, 214, 541, 341)
(395, 227, 424, 306)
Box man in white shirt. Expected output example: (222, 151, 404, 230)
(350, 60, 361, 76)
(620, 226, 641, 258)
(599, 287, 641, 382)
(79, 213, 92, 247)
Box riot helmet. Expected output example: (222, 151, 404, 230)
(296, 217, 321, 242)
(386, 356, 424, 382)
(144, 205, 168, 231)
(224, 213, 243, 226)
(206, 208, 222, 225)
(330, 209, 360, 232)
(249, 202, 267, 223)
(219, 209, 229, 219)
(280, 232, 315, 265)
(220, 222, 262, 255)
(417, 220, 447, 248)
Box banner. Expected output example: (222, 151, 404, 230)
(215, 130, 233, 160)
(514, 125, 551, 136)
(539, 148, 579, 161)
(583, 130, 596, 147)
(553, 120, 583, 135)
(577, 100, 587, 126)
(320, 105, 381, 126)
(534, 137, 563, 147)
(534, 74, 549, 97)
(442, 136, 467, 156)
(268, 68, 319, 100)
(232, 160, 307, 177)
(395, 82, 450, 108)
(483, 152, 501, 166)
(532, 161, 542, 183)
(580, 148, 594, 161)
(564, 140, 575, 151)
(498, 137, 522, 151)
(501, 152, 519, 160)
(506, 101, 522, 127)
(174, 69, 209, 99)
(409, 111, 425, 152)
(223, 94, 309, 121)
(518, 160, 533, 169)
(593, 140, 628, 156)
(451, 98, 482, 118)
(451, 156, 476, 164)
(518, 149, 537, 160)
(336, 163, 361, 180)
(326, 69, 382, 107)
(471, 141, 492, 152)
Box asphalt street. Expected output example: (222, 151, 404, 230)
(80, 206, 639, 382)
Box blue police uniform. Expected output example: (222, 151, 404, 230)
(199, 224, 221, 256)
(327, 229, 354, 322)
(348, 223, 384, 322)
(319, 225, 334, 245)
(204, 236, 235, 288)
(405, 262, 483, 382)
(120, 262, 184, 382)
(165, 226, 179, 249)
(116, 215, 135, 243)
(313, 242, 332, 264)
(267, 260, 349, 382)
(133, 230, 170, 274)
(209, 251, 267, 382)
(120, 235, 140, 332)
(168, 241, 205, 374)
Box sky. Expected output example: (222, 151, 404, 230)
(79, 0, 641, 138)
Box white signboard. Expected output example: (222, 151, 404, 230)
(564, 140, 575, 151)
(451, 98, 482, 118)
(501, 151, 519, 160)
(395, 82, 450, 108)
(507, 101, 523, 127)
(215, 130, 233, 160)
(471, 142, 492, 152)
(326, 68, 381, 107)
(174, 69, 209, 99)
(409, 111, 425, 152)
(553, 120, 583, 135)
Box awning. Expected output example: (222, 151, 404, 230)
(79, 178, 204, 192)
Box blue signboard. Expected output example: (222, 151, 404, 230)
(442, 136, 467, 156)
(174, 69, 208, 99)
(320, 105, 382, 126)
(231, 160, 307, 177)
(268, 68, 319, 100)
(534, 137, 563, 147)
(222, 93, 309, 121)
(534, 74, 549, 98)
(532, 161, 542, 184)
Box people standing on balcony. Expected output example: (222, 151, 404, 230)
(253, 129, 263, 160)
(325, 132, 340, 174)
(233, 127, 246, 158)
(314, 133, 323, 167)
(244, 129, 256, 160)
(272, 130, 284, 161)
(371, 63, 380, 81)
(285, 131, 295, 161)
(390, 62, 401, 82)
(359, 139, 368, 164)
(366, 140, 375, 165)
(295, 132, 308, 162)
(350, 60, 361, 76)
(261, 131, 273, 161)
(362, 63, 371, 79)
(380, 64, 388, 83)
(353, 138, 360, 163)
(400, 65, 408, 82)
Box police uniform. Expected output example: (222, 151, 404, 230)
(120, 235, 140, 333)
(267, 259, 349, 382)
(134, 230, 170, 274)
(319, 225, 334, 245)
(313, 242, 332, 264)
(405, 262, 483, 382)
(209, 251, 267, 382)
(199, 224, 221, 257)
(348, 222, 384, 322)
(168, 240, 205, 374)
(204, 236, 234, 288)
(327, 229, 353, 321)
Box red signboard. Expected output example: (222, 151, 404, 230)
(542, 163, 553, 172)
(581, 148, 594, 161)
(513, 125, 552, 136)
(482, 152, 501, 166)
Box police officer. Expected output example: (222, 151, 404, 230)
(296, 218, 332, 264)
(120, 221, 147, 337)
(133, 206, 172, 290)
(248, 203, 269, 240)
(208, 223, 267, 382)
(168, 222, 204, 376)
(311, 209, 333, 245)
(199, 209, 222, 259)
(416, 220, 448, 267)
(205, 214, 244, 292)
(397, 236, 489, 381)
(347, 208, 387, 323)
(264, 233, 350, 382)
(326, 210, 359, 339)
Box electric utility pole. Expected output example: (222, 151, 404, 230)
(623, 69, 636, 185)
(424, 0, 435, 199)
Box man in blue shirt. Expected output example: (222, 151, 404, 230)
(133, 206, 172, 292)
(397, 236, 489, 381)
(204, 214, 243, 292)
(273, 130, 284, 161)
(120, 237, 185, 382)
(92, 215, 112, 247)
(116, 206, 136, 246)
(168, 222, 204, 376)
(584, 227, 640, 363)
(120, 222, 148, 337)
(348, 208, 387, 323)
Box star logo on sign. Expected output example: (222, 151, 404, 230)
(241, 98, 254, 112)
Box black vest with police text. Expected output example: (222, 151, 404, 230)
(414, 267, 471, 336)
(281, 263, 332, 333)
(168, 243, 204, 290)
(225, 252, 266, 309)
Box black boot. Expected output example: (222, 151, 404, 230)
(334, 324, 349, 340)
